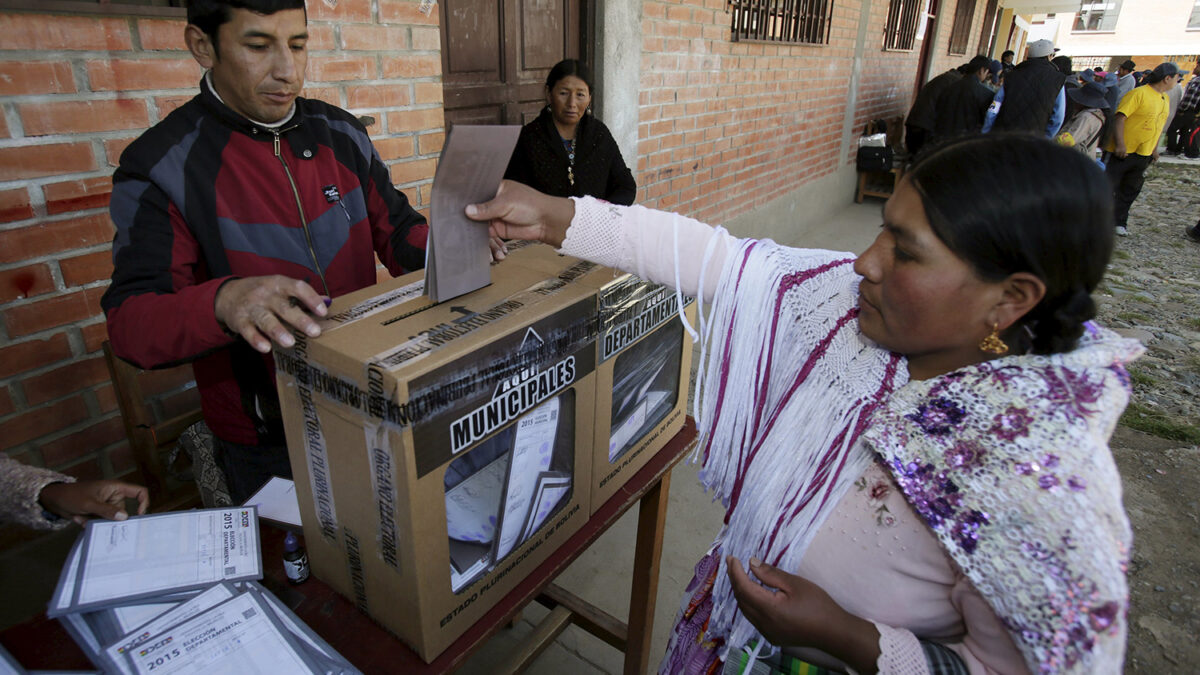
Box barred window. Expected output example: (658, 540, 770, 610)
(1073, 0, 1122, 32)
(729, 0, 835, 45)
(947, 0, 976, 55)
(0, 0, 187, 15)
(883, 0, 923, 51)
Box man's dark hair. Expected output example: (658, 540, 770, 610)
(1001, 50, 1014, 60)
(1051, 55, 1073, 75)
(1119, 59, 1136, 72)
(188, 0, 307, 50)
(963, 55, 991, 74)
(908, 134, 1113, 355)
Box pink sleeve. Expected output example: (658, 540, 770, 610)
(865, 574, 1027, 675)
(943, 573, 1029, 674)
(558, 196, 738, 303)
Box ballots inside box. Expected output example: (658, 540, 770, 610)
(444, 394, 575, 592)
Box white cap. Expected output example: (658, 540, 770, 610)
(1027, 39, 1056, 58)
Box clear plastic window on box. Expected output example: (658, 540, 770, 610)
(609, 322, 683, 463)
(444, 390, 576, 593)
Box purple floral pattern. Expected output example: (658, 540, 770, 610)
(863, 324, 1142, 674)
(904, 396, 967, 435)
(990, 406, 1033, 441)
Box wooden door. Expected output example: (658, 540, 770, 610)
(440, 0, 584, 129)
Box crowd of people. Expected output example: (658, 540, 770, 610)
(5, 2, 1191, 673)
(908, 40, 1196, 239)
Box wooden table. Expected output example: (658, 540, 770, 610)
(1, 419, 698, 675)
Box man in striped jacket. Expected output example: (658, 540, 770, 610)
(102, 0, 428, 502)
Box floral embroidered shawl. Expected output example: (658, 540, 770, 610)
(864, 323, 1140, 673)
(664, 238, 1140, 675)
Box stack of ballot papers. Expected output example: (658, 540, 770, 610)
(42, 507, 360, 675)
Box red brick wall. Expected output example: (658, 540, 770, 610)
(637, 0, 947, 224)
(0, 3, 444, 494)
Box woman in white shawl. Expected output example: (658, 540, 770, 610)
(467, 135, 1137, 674)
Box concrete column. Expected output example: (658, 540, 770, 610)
(594, 0, 642, 171)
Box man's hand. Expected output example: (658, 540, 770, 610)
(1113, 142, 1127, 159)
(728, 556, 881, 674)
(214, 276, 329, 353)
(39, 480, 150, 526)
(489, 235, 509, 262)
(465, 180, 575, 249)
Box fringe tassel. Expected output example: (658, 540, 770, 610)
(683, 238, 903, 661)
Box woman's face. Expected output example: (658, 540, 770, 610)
(853, 179, 1008, 380)
(547, 75, 591, 130)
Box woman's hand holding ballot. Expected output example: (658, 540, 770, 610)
(466, 180, 576, 249)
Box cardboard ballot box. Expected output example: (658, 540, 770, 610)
(274, 257, 597, 662)
(502, 242, 695, 513)
(589, 275, 695, 511)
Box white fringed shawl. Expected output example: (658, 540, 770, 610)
(691, 238, 906, 660)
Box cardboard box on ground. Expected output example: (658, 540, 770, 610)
(274, 243, 693, 661)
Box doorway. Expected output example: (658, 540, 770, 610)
(439, 0, 588, 129)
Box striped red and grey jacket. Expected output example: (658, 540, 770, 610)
(102, 76, 428, 447)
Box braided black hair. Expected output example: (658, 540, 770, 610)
(907, 134, 1114, 355)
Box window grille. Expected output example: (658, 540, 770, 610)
(883, 0, 922, 51)
(729, 0, 834, 45)
(947, 0, 975, 55)
(0, 0, 187, 15)
(1189, 0, 1200, 29)
(1072, 0, 1122, 32)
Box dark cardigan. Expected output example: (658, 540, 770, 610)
(504, 107, 636, 205)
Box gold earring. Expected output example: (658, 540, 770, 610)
(979, 323, 1009, 355)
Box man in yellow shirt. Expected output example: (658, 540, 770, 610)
(1103, 62, 1180, 236)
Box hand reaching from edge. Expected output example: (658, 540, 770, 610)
(39, 480, 150, 526)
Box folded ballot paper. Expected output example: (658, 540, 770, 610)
(44, 507, 358, 675)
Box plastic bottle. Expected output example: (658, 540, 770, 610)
(283, 531, 310, 584)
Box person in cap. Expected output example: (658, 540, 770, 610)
(986, 59, 1003, 91)
(1055, 81, 1110, 158)
(982, 39, 1067, 138)
(1162, 70, 1185, 150)
(1164, 63, 1200, 158)
(1103, 63, 1180, 236)
(1115, 60, 1137, 103)
(933, 55, 995, 141)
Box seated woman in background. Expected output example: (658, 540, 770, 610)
(504, 59, 636, 206)
(470, 134, 1135, 674)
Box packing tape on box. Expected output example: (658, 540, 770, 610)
(323, 278, 425, 327)
(597, 276, 693, 362)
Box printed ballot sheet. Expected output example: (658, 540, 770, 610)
(122, 590, 321, 675)
(69, 508, 261, 612)
(100, 584, 238, 675)
(424, 124, 520, 303)
(494, 397, 562, 560)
